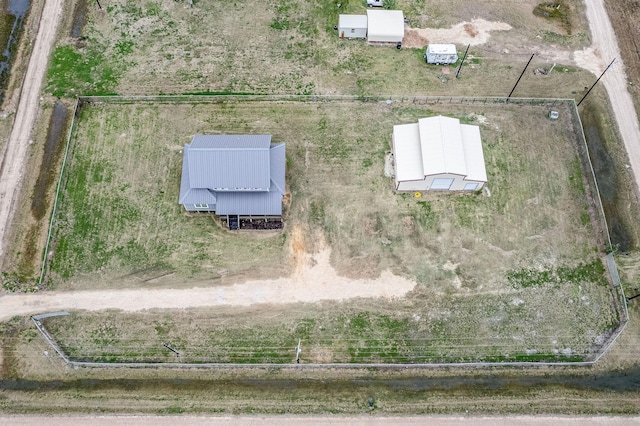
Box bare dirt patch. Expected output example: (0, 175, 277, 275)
(404, 19, 513, 49)
(0, 249, 417, 323)
(11, 98, 615, 364)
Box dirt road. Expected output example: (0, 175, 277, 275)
(0, 0, 64, 259)
(576, 0, 640, 194)
(0, 249, 416, 321)
(1, 415, 638, 425)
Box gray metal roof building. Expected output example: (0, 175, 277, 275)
(179, 135, 286, 216)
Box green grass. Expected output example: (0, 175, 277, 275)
(43, 301, 597, 364)
(507, 259, 607, 288)
(57, 0, 596, 98)
(45, 45, 123, 97)
(44, 98, 617, 362)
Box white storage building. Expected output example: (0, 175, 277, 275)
(338, 14, 368, 39)
(425, 44, 458, 64)
(392, 116, 487, 191)
(366, 9, 405, 45)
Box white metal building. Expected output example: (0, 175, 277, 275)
(425, 44, 458, 64)
(366, 9, 405, 44)
(338, 14, 367, 39)
(392, 116, 487, 191)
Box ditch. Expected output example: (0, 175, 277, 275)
(580, 101, 638, 252)
(0, 0, 31, 104)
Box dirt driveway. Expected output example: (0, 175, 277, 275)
(0, 0, 637, 318)
(0, 247, 416, 321)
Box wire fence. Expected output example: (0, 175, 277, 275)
(38, 98, 80, 286)
(77, 93, 576, 106)
(34, 95, 629, 368)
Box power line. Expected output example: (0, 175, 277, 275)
(577, 58, 616, 107)
(507, 54, 534, 100)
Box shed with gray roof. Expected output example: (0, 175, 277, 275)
(179, 135, 286, 222)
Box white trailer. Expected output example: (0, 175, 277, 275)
(425, 44, 458, 64)
(338, 14, 367, 39)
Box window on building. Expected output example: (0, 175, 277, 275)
(431, 178, 454, 190)
(194, 203, 209, 209)
(464, 183, 478, 191)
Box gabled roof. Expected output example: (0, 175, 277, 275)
(179, 135, 286, 215)
(393, 116, 487, 183)
(460, 124, 487, 182)
(186, 134, 272, 190)
(339, 14, 367, 28)
(418, 116, 467, 177)
(366, 9, 404, 40)
(392, 123, 423, 182)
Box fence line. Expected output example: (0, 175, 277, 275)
(33, 95, 629, 368)
(33, 311, 598, 369)
(568, 99, 630, 357)
(38, 98, 80, 286)
(77, 93, 576, 106)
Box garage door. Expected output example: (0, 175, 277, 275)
(431, 178, 454, 190)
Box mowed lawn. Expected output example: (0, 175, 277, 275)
(44, 98, 617, 363)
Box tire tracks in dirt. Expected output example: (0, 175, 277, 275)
(0, 0, 64, 259)
(577, 0, 640, 195)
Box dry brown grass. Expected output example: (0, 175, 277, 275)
(33, 98, 616, 363)
(57, 0, 594, 98)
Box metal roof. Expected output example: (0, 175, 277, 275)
(366, 9, 404, 41)
(179, 135, 286, 215)
(419, 116, 467, 177)
(460, 124, 487, 182)
(269, 143, 286, 195)
(339, 14, 367, 28)
(186, 135, 272, 190)
(393, 116, 487, 183)
(216, 182, 283, 216)
(180, 188, 217, 205)
(190, 134, 271, 149)
(392, 123, 424, 182)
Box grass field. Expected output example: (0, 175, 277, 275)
(44, 0, 594, 98)
(1, 0, 639, 413)
(40, 97, 617, 363)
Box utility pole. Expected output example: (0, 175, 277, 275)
(507, 54, 534, 100)
(96, 0, 102, 9)
(295, 339, 302, 363)
(577, 58, 616, 107)
(456, 44, 470, 79)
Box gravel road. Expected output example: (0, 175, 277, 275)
(1, 415, 638, 425)
(0, 0, 63, 259)
(579, 0, 640, 193)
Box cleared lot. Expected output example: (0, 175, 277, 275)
(40, 98, 616, 363)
